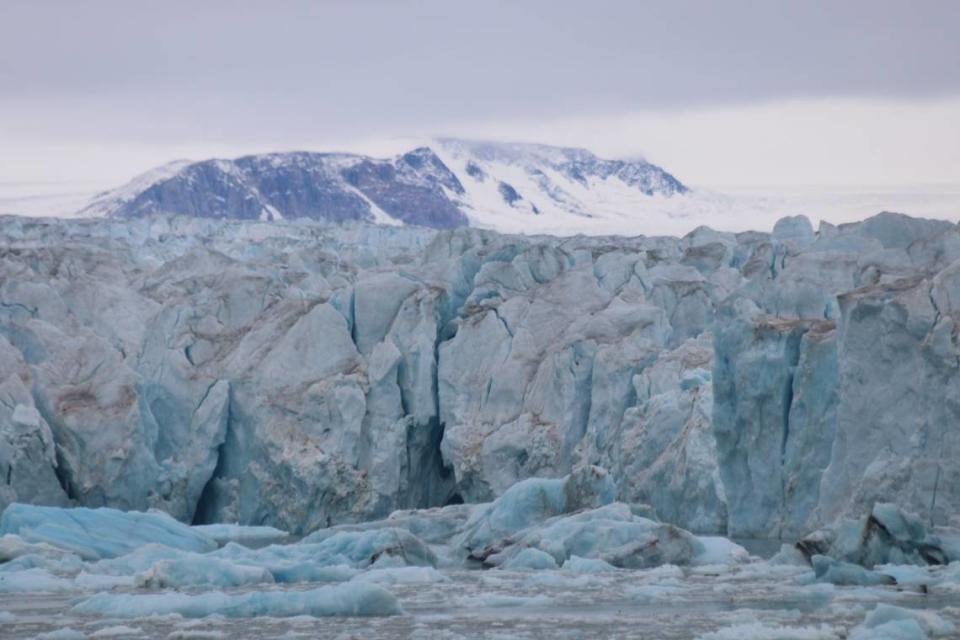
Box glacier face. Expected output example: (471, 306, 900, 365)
(0, 211, 958, 538)
(76, 139, 688, 231)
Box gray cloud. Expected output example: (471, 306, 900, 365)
(1, 0, 959, 188)
(2, 1, 958, 140)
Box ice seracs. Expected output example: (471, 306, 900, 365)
(0, 211, 958, 547)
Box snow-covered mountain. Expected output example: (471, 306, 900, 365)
(76, 139, 688, 231)
(7, 142, 960, 236)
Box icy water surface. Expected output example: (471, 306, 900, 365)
(3, 564, 959, 639)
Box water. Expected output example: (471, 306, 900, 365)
(730, 538, 785, 560)
(3, 563, 958, 639)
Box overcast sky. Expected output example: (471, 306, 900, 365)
(1, 0, 958, 187)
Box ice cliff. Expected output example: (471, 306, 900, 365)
(0, 211, 957, 538)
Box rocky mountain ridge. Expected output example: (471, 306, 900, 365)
(77, 139, 688, 230)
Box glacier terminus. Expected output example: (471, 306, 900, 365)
(0, 209, 959, 638)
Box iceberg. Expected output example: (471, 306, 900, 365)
(454, 593, 554, 608)
(0, 567, 75, 593)
(73, 572, 135, 590)
(501, 548, 559, 571)
(35, 629, 87, 640)
(696, 621, 842, 640)
(88, 626, 141, 638)
(469, 500, 702, 570)
(351, 566, 447, 584)
(520, 504, 699, 569)
(0, 504, 216, 560)
(457, 477, 569, 558)
(693, 536, 751, 566)
(298, 503, 476, 546)
(849, 604, 956, 640)
(88, 543, 196, 576)
(266, 563, 358, 584)
(72, 582, 402, 618)
(0, 552, 78, 574)
(456, 465, 615, 558)
(190, 524, 289, 547)
(810, 555, 896, 586)
(796, 503, 958, 569)
(561, 555, 618, 573)
(293, 528, 438, 568)
(134, 556, 274, 589)
(0, 534, 61, 560)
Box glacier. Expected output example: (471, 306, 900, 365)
(1, 210, 960, 637)
(0, 211, 958, 539)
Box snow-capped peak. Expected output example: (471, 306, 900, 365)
(78, 160, 194, 218)
(429, 137, 689, 234)
(64, 139, 696, 235)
